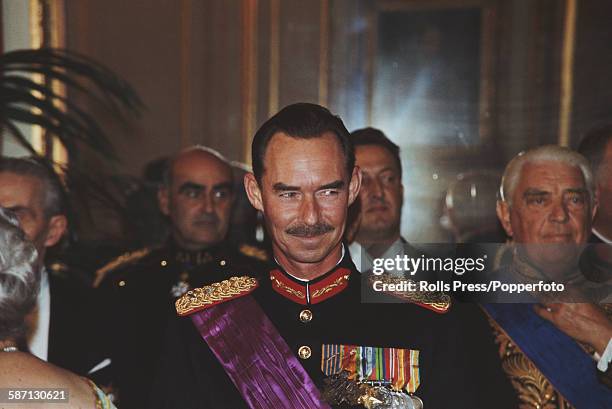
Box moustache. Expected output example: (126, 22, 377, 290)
(193, 214, 219, 224)
(285, 223, 334, 238)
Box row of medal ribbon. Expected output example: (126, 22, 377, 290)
(321, 344, 421, 393)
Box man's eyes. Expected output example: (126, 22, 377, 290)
(182, 188, 230, 200)
(361, 173, 398, 186)
(279, 191, 299, 199)
(565, 193, 586, 206)
(183, 188, 201, 199)
(12, 208, 31, 219)
(213, 189, 231, 199)
(318, 189, 340, 197)
(380, 174, 397, 185)
(525, 193, 586, 207)
(526, 196, 549, 206)
(278, 190, 339, 199)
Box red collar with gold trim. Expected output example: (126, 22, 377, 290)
(269, 267, 351, 305)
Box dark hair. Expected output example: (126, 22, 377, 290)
(350, 127, 402, 177)
(0, 157, 66, 218)
(251, 103, 355, 182)
(577, 123, 612, 179)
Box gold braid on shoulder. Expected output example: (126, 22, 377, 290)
(93, 247, 152, 288)
(175, 276, 258, 316)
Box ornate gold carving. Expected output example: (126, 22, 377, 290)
(487, 317, 573, 409)
(175, 276, 258, 316)
(369, 275, 451, 312)
(270, 275, 306, 300)
(311, 275, 350, 299)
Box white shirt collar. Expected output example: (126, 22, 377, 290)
(27, 267, 50, 361)
(350, 238, 405, 276)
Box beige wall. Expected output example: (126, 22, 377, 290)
(64, 0, 331, 175)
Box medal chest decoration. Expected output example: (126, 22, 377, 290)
(170, 250, 216, 298)
(321, 344, 423, 408)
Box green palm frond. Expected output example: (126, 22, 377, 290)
(0, 48, 144, 160)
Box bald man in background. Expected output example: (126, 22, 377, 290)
(96, 146, 267, 408)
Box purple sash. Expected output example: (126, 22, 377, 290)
(190, 294, 331, 409)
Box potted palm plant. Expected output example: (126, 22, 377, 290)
(0, 47, 143, 158)
(0, 48, 145, 283)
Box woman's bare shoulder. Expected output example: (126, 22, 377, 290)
(0, 353, 96, 408)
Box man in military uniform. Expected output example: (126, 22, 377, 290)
(485, 145, 612, 407)
(95, 146, 267, 408)
(150, 103, 515, 409)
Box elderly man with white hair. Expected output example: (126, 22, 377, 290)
(482, 145, 612, 408)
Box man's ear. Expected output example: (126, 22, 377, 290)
(348, 166, 362, 206)
(496, 200, 514, 238)
(244, 172, 264, 212)
(44, 215, 67, 248)
(158, 186, 170, 216)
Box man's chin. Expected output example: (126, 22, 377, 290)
(363, 214, 393, 227)
(358, 221, 397, 240)
(178, 232, 222, 250)
(284, 238, 337, 263)
(524, 244, 581, 277)
(286, 248, 333, 264)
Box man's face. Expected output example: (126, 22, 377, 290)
(354, 144, 403, 242)
(497, 161, 595, 274)
(0, 172, 62, 257)
(246, 132, 360, 264)
(159, 151, 234, 251)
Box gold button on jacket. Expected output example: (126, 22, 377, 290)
(297, 345, 311, 359)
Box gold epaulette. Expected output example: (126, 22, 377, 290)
(369, 274, 451, 314)
(239, 243, 269, 261)
(93, 247, 151, 288)
(175, 276, 258, 316)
